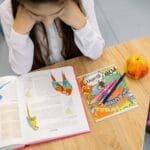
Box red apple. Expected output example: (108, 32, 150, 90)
(126, 55, 149, 79)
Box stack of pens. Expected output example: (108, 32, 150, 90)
(91, 73, 126, 104)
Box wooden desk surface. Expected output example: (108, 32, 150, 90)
(25, 37, 150, 150)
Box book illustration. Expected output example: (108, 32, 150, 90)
(25, 90, 32, 98)
(64, 97, 75, 116)
(0, 81, 10, 101)
(50, 72, 72, 96)
(0, 81, 10, 89)
(62, 72, 72, 95)
(65, 107, 73, 115)
(25, 90, 39, 130)
(26, 104, 39, 130)
(79, 66, 117, 103)
(78, 65, 138, 122)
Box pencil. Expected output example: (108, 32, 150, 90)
(101, 72, 126, 104)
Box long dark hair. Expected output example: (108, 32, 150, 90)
(11, 0, 83, 70)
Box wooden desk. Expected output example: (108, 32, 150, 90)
(26, 37, 150, 150)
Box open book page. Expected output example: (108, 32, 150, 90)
(17, 66, 90, 144)
(77, 65, 138, 122)
(0, 76, 23, 148)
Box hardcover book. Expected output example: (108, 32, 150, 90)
(0, 66, 90, 150)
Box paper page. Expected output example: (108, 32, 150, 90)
(17, 67, 89, 143)
(0, 76, 23, 148)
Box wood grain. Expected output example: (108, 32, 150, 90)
(25, 37, 150, 150)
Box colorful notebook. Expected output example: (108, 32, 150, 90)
(77, 65, 138, 122)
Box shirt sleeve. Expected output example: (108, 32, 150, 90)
(73, 0, 105, 60)
(0, 0, 34, 75)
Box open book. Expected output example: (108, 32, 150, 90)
(77, 65, 138, 122)
(0, 66, 90, 150)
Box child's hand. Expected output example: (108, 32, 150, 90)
(59, 0, 86, 30)
(13, 5, 37, 34)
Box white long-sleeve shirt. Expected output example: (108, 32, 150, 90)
(0, 0, 105, 75)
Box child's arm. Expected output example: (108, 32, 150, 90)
(59, 0, 105, 60)
(74, 0, 105, 60)
(0, 1, 35, 75)
(13, 5, 36, 34)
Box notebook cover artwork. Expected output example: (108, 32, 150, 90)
(77, 65, 138, 122)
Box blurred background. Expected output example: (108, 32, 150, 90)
(0, 0, 150, 149)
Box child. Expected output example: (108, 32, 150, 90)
(0, 0, 105, 75)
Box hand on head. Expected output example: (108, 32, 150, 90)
(13, 0, 86, 34)
(13, 4, 37, 34)
(13, 0, 66, 33)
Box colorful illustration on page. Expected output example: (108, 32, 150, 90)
(78, 65, 137, 122)
(78, 66, 117, 104)
(26, 104, 39, 130)
(50, 72, 72, 96)
(25, 90, 39, 130)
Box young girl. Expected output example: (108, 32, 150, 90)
(0, 0, 105, 75)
